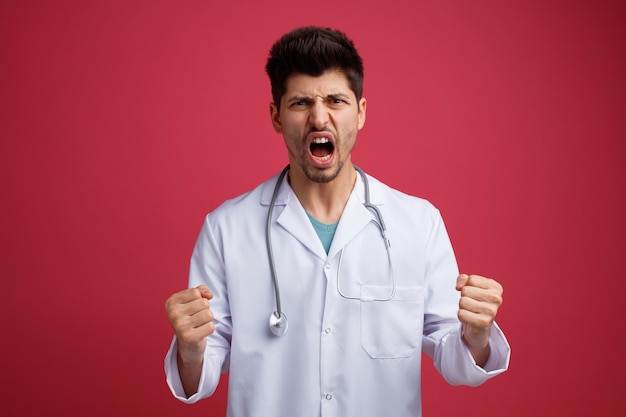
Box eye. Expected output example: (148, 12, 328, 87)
(327, 97, 348, 107)
(289, 99, 309, 109)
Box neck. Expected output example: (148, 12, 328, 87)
(288, 163, 356, 224)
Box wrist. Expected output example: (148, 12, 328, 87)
(177, 341, 205, 366)
(461, 326, 491, 367)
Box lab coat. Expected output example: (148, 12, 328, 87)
(165, 169, 510, 417)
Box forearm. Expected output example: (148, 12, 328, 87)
(462, 333, 490, 368)
(177, 351, 204, 398)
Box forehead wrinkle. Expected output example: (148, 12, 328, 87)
(282, 71, 356, 106)
(286, 92, 352, 102)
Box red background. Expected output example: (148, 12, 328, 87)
(2, 1, 624, 416)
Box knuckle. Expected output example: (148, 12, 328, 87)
(487, 278, 503, 294)
(460, 286, 472, 298)
(170, 315, 187, 330)
(480, 304, 497, 319)
(491, 292, 504, 306)
(200, 308, 214, 323)
(164, 295, 177, 311)
(167, 308, 182, 323)
(180, 328, 196, 343)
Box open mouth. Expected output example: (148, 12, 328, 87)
(310, 137, 335, 162)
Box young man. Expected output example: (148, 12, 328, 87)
(165, 26, 510, 416)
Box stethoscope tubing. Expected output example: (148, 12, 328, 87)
(266, 164, 395, 336)
(266, 165, 290, 318)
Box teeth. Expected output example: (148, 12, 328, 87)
(312, 137, 329, 144)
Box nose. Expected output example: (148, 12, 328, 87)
(308, 100, 329, 129)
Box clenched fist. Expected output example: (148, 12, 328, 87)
(165, 285, 215, 365)
(456, 274, 503, 367)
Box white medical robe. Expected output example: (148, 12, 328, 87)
(165, 170, 510, 417)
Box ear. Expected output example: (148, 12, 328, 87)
(269, 102, 282, 133)
(357, 97, 367, 130)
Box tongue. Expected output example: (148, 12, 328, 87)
(311, 143, 332, 157)
(312, 148, 329, 157)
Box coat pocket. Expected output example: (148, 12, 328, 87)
(360, 285, 424, 359)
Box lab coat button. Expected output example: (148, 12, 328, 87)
(325, 394, 333, 400)
(324, 327, 331, 334)
(325, 262, 331, 269)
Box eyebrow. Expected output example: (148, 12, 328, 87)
(286, 93, 352, 103)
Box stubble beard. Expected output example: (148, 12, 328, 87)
(299, 159, 344, 184)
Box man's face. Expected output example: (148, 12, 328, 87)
(270, 69, 366, 184)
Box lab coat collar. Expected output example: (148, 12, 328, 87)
(260, 167, 385, 260)
(328, 171, 384, 258)
(259, 167, 385, 207)
(260, 168, 291, 207)
(260, 169, 325, 259)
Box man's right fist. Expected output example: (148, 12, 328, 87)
(165, 285, 215, 359)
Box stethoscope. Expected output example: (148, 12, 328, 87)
(266, 165, 397, 336)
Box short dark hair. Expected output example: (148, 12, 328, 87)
(265, 26, 364, 109)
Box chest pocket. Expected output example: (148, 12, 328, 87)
(360, 285, 424, 359)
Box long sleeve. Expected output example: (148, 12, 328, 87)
(164, 336, 226, 403)
(434, 322, 510, 386)
(164, 214, 232, 403)
(421, 209, 511, 386)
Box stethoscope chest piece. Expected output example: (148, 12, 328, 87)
(269, 311, 288, 336)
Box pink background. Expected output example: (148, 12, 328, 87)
(2, 0, 624, 415)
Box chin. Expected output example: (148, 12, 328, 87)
(302, 161, 344, 184)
